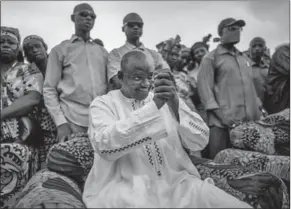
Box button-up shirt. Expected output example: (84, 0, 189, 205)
(250, 60, 269, 104)
(197, 44, 262, 128)
(107, 42, 169, 82)
(43, 35, 109, 127)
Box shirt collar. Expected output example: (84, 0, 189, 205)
(250, 58, 268, 68)
(70, 35, 94, 44)
(125, 41, 145, 51)
(216, 44, 242, 56)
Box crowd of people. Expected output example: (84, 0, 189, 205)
(1, 2, 290, 209)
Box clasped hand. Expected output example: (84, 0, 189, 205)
(153, 69, 178, 109)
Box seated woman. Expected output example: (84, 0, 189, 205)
(23, 35, 58, 169)
(0, 27, 44, 208)
(83, 50, 251, 208)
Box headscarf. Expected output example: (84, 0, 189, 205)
(23, 35, 48, 51)
(265, 44, 290, 114)
(1, 26, 21, 44)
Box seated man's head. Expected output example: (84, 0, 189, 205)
(71, 3, 96, 33)
(23, 35, 48, 64)
(118, 50, 154, 100)
(122, 13, 143, 41)
(0, 26, 22, 64)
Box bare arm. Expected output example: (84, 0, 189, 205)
(1, 91, 41, 120)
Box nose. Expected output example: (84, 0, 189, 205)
(141, 78, 150, 88)
(132, 24, 139, 30)
(32, 47, 38, 53)
(85, 15, 93, 21)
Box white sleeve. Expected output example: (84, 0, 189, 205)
(88, 98, 168, 161)
(176, 99, 209, 152)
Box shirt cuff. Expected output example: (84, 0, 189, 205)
(54, 114, 68, 127)
(204, 100, 219, 110)
(136, 100, 162, 124)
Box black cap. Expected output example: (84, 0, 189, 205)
(123, 13, 143, 25)
(73, 3, 94, 14)
(250, 37, 266, 46)
(218, 18, 246, 36)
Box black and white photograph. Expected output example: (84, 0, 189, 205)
(1, 0, 290, 208)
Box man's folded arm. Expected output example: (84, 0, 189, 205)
(88, 98, 168, 161)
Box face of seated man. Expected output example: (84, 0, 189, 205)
(119, 51, 154, 101)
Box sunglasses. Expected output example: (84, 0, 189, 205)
(76, 11, 96, 19)
(125, 22, 144, 28)
(227, 26, 243, 32)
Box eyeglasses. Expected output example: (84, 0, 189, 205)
(227, 26, 243, 32)
(76, 11, 96, 19)
(125, 22, 144, 28)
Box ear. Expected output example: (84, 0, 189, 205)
(71, 14, 75, 22)
(117, 71, 123, 80)
(122, 26, 125, 32)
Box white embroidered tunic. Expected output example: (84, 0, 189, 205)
(83, 90, 251, 208)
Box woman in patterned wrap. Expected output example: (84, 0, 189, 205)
(0, 27, 44, 208)
(23, 35, 58, 169)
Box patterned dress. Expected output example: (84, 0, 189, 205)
(28, 62, 58, 169)
(1, 61, 43, 208)
(172, 70, 197, 112)
(214, 109, 290, 182)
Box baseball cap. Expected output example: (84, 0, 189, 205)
(218, 18, 246, 36)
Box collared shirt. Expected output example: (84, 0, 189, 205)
(250, 60, 269, 104)
(43, 35, 109, 127)
(197, 44, 262, 128)
(107, 42, 169, 82)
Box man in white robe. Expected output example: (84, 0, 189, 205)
(83, 50, 252, 208)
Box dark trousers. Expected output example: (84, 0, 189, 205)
(202, 126, 231, 159)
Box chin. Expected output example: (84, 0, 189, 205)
(134, 92, 149, 101)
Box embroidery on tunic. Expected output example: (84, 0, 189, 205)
(189, 121, 208, 137)
(100, 137, 152, 154)
(131, 99, 163, 176)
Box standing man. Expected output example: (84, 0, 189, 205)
(108, 13, 169, 90)
(43, 3, 109, 142)
(248, 37, 269, 104)
(197, 18, 263, 159)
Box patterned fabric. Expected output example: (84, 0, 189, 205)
(1, 61, 43, 143)
(173, 70, 196, 111)
(38, 101, 58, 169)
(47, 133, 94, 189)
(194, 159, 289, 209)
(1, 62, 43, 208)
(13, 169, 85, 208)
(0, 143, 38, 209)
(190, 156, 289, 209)
(230, 109, 290, 156)
(47, 132, 289, 208)
(214, 149, 290, 182)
